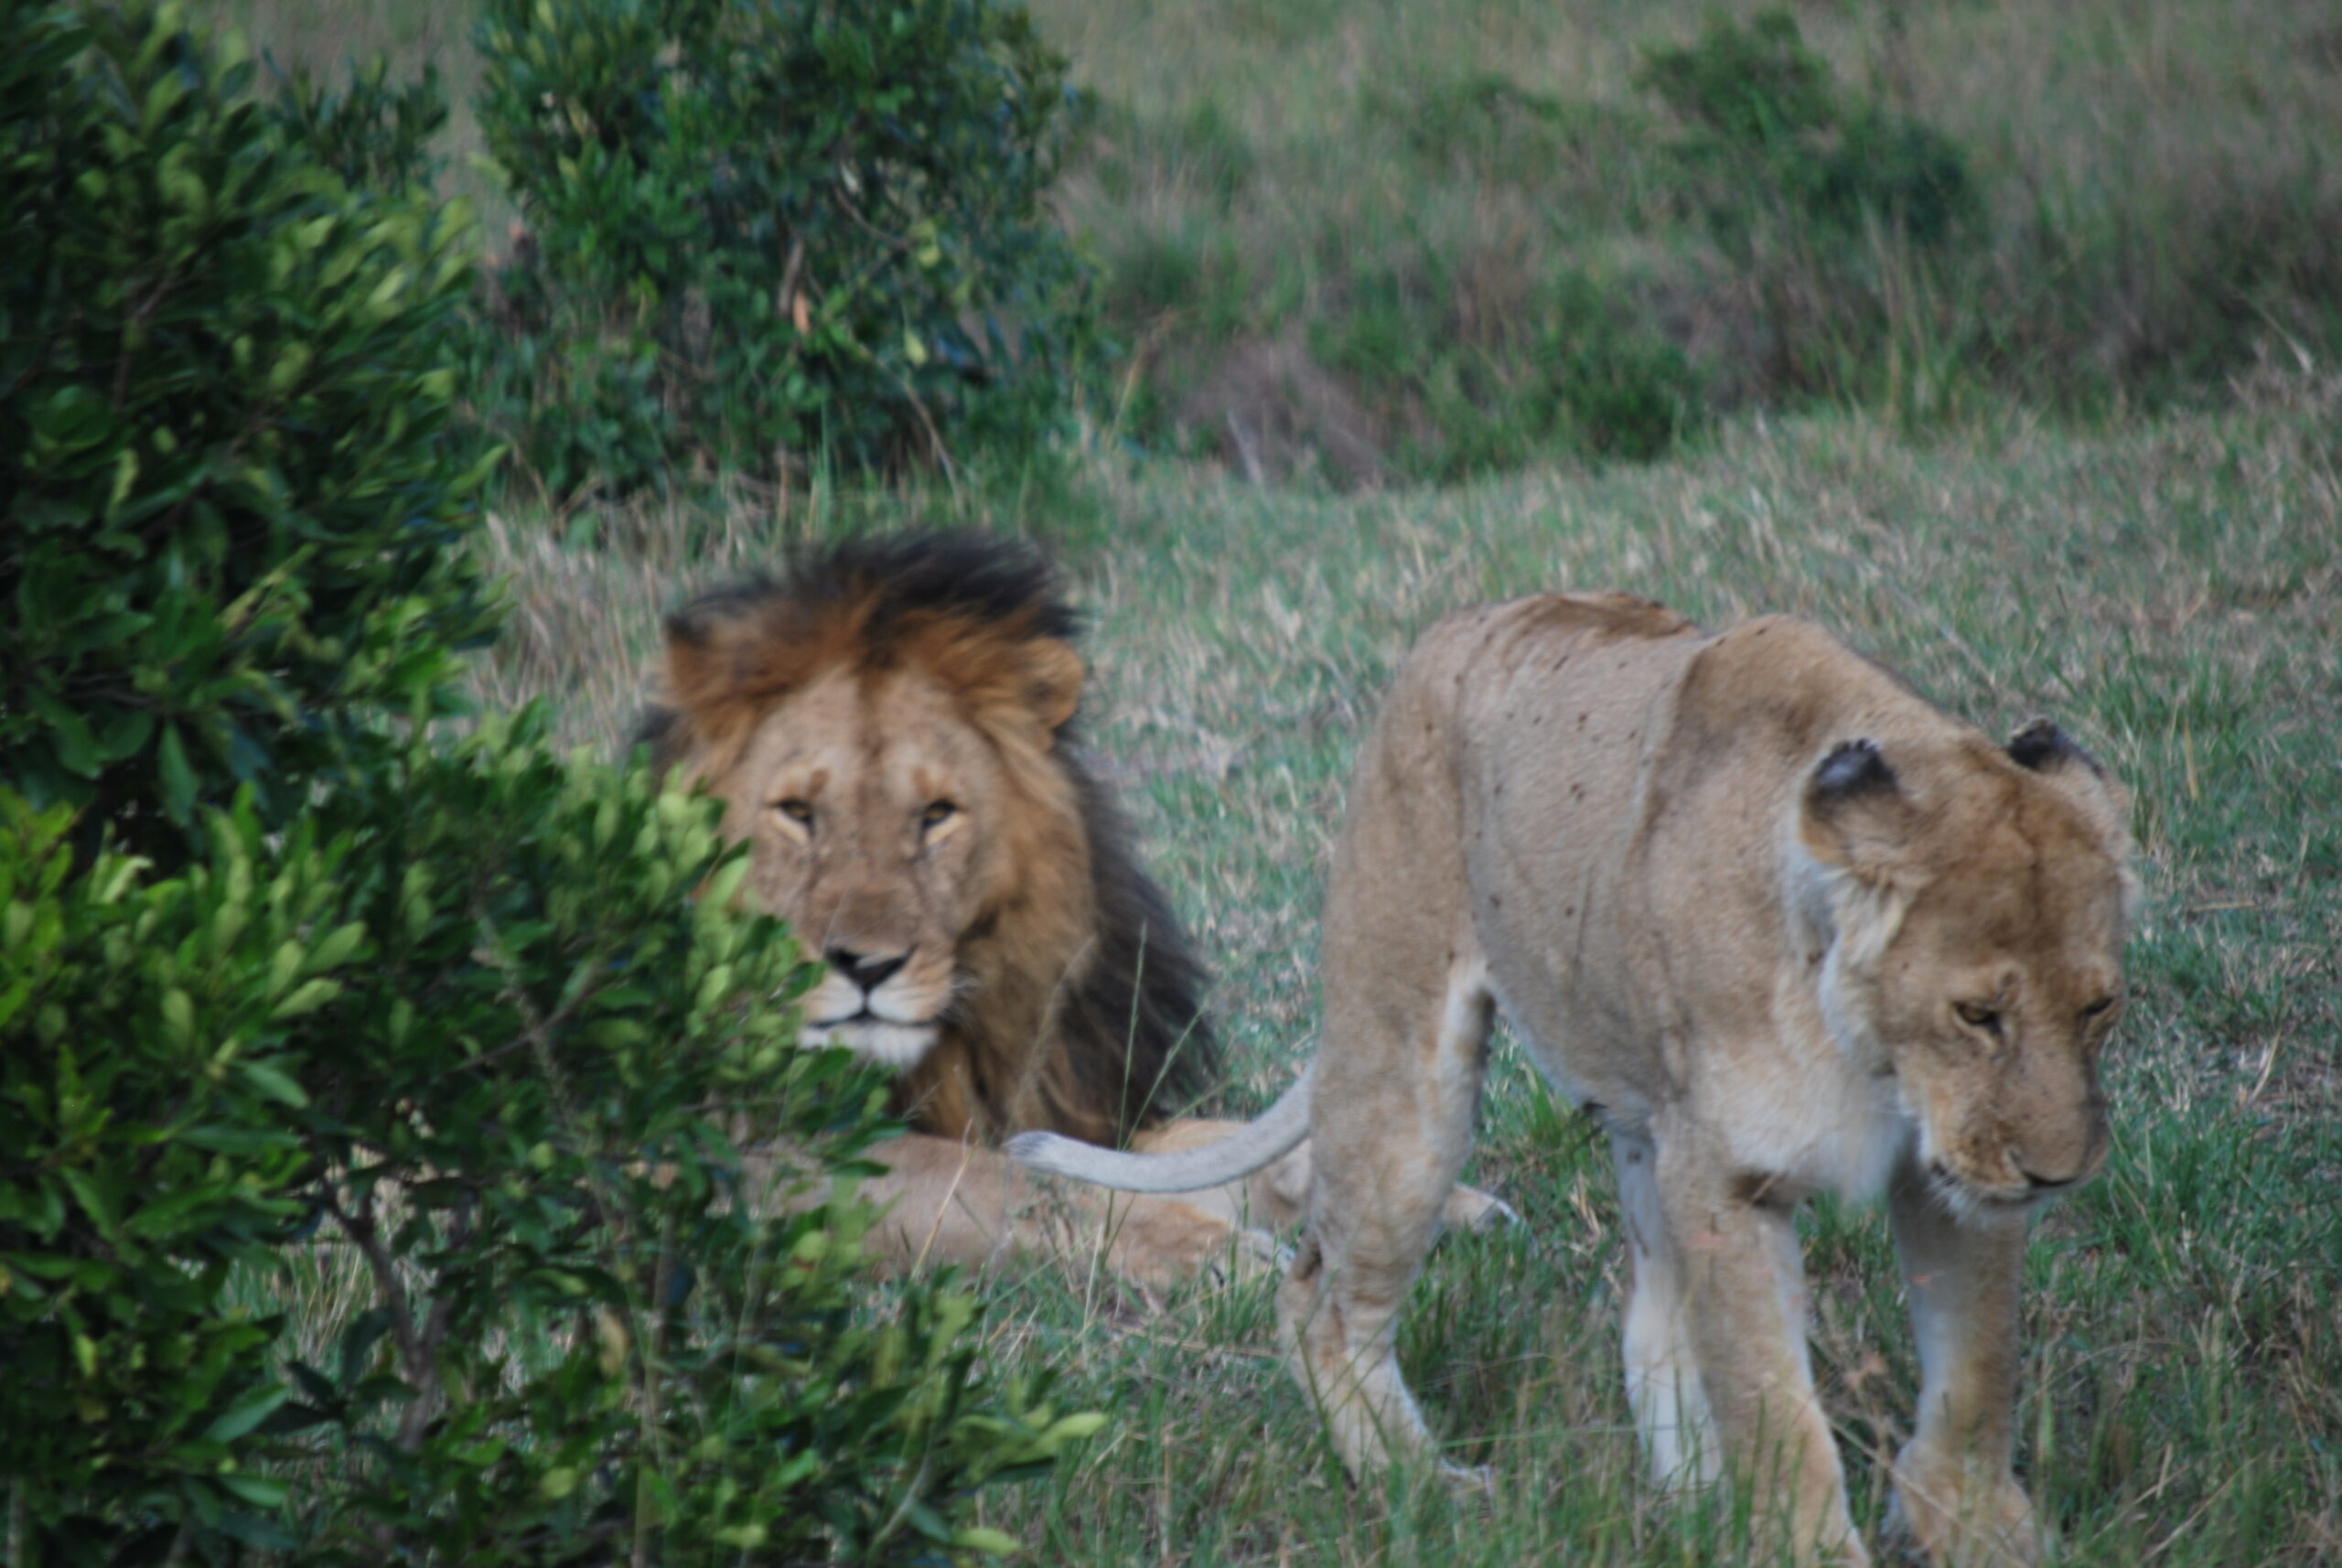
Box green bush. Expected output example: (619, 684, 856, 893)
(471, 0, 1098, 500)
(0, 794, 355, 1565)
(271, 714, 1092, 1564)
(2, 731, 1087, 1566)
(0, 0, 500, 871)
(1638, 10, 1978, 253)
(262, 54, 449, 198)
(1635, 9, 1982, 417)
(1317, 261, 1698, 478)
(3, 5, 1093, 1561)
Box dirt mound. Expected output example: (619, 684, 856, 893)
(1172, 335, 1390, 489)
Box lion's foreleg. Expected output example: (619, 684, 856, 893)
(1884, 1156, 2043, 1567)
(1656, 1129, 1867, 1567)
(795, 1131, 1020, 1273)
(811, 1131, 1271, 1289)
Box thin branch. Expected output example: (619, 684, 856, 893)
(320, 1181, 426, 1404)
(394, 1195, 471, 1455)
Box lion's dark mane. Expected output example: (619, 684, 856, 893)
(637, 532, 1218, 1144)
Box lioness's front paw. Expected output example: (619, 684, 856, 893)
(1886, 1444, 2042, 1567)
(1437, 1458, 1496, 1498)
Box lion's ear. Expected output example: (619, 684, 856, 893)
(1019, 637, 1084, 739)
(1798, 738, 1911, 873)
(663, 587, 786, 731)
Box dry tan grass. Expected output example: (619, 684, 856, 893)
(467, 370, 2341, 1096)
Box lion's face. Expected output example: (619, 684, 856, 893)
(651, 559, 1092, 1079)
(1802, 729, 2133, 1213)
(715, 665, 1029, 1067)
(643, 536, 1217, 1146)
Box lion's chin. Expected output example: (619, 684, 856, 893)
(802, 1017, 939, 1070)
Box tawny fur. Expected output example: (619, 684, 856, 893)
(1016, 591, 2134, 1565)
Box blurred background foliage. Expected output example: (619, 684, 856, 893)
(182, 0, 2342, 492)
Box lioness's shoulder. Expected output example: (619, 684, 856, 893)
(1669, 615, 1927, 749)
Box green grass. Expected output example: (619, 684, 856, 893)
(460, 371, 2342, 1564)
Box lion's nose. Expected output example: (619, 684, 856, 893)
(827, 947, 908, 992)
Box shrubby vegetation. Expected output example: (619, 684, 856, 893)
(271, 717, 1094, 1566)
(1084, 8, 1985, 478)
(1, 3, 1087, 1561)
(0, 797, 347, 1563)
(1637, 10, 1977, 252)
(468, 0, 1097, 501)
(0, 0, 497, 868)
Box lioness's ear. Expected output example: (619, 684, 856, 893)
(1019, 637, 1084, 739)
(2007, 718, 2137, 912)
(2006, 717, 2107, 779)
(1798, 737, 1909, 871)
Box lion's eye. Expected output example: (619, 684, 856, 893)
(919, 800, 958, 832)
(774, 799, 814, 828)
(1954, 1001, 2003, 1035)
(2080, 995, 2117, 1022)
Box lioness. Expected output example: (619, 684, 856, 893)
(642, 532, 1494, 1288)
(1014, 592, 2135, 1565)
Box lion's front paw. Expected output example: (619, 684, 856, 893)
(1442, 1183, 1519, 1232)
(1105, 1198, 1279, 1292)
(1886, 1444, 2042, 1567)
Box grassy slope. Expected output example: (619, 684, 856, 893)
(204, 0, 2342, 479)
(469, 380, 2342, 1565)
(1032, 0, 2342, 478)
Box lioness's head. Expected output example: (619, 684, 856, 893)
(643, 536, 1094, 1072)
(1796, 721, 2136, 1212)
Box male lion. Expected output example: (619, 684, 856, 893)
(643, 533, 1497, 1288)
(1014, 592, 2135, 1565)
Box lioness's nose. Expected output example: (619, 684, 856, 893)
(2014, 1117, 2107, 1191)
(827, 947, 908, 992)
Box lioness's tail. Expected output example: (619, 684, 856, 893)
(1005, 1065, 1313, 1193)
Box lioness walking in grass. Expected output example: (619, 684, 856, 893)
(1016, 590, 2134, 1565)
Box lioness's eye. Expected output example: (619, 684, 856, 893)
(1954, 1001, 2002, 1034)
(2080, 995, 2117, 1022)
(774, 799, 814, 828)
(920, 800, 958, 832)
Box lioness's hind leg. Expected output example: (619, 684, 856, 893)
(1613, 1130, 1718, 1488)
(1283, 947, 1494, 1484)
